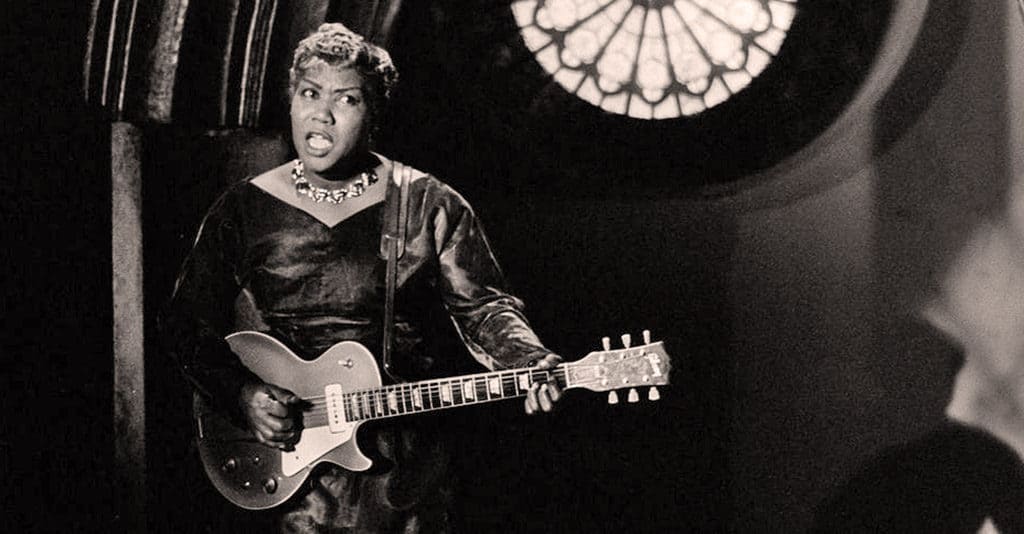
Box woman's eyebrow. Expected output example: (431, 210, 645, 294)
(299, 77, 322, 89)
(299, 78, 363, 94)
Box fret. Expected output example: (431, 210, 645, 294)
(344, 396, 354, 422)
(421, 383, 432, 410)
(363, 392, 372, 418)
(488, 376, 501, 398)
(450, 377, 462, 401)
(502, 372, 517, 397)
(402, 383, 414, 413)
(359, 392, 370, 419)
(440, 382, 453, 404)
(374, 390, 383, 417)
(428, 381, 442, 409)
(412, 386, 423, 409)
(387, 389, 399, 413)
(517, 371, 530, 393)
(462, 380, 476, 401)
(475, 377, 488, 401)
(420, 383, 429, 410)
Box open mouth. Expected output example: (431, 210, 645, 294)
(305, 132, 334, 153)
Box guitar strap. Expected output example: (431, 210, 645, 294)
(381, 160, 411, 383)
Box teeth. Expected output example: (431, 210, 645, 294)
(307, 133, 332, 150)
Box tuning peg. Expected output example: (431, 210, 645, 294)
(627, 388, 639, 403)
(621, 333, 632, 348)
(642, 329, 651, 345)
(607, 391, 619, 405)
(648, 387, 660, 401)
(601, 336, 611, 351)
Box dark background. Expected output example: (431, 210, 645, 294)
(5, 1, 1024, 532)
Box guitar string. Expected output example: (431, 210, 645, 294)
(299, 363, 648, 412)
(295, 367, 571, 404)
(289, 368, 578, 421)
(298, 368, 571, 416)
(293, 365, 659, 423)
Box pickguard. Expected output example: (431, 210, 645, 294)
(281, 423, 355, 477)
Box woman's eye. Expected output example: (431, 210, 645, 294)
(339, 94, 361, 106)
(300, 88, 317, 99)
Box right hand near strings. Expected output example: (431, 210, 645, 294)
(239, 382, 302, 450)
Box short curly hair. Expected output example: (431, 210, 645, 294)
(288, 23, 399, 107)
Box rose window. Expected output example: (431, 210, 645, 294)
(511, 0, 798, 119)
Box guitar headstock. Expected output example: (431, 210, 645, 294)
(564, 330, 671, 403)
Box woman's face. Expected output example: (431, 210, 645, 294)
(290, 64, 372, 175)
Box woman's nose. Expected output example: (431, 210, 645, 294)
(311, 103, 334, 124)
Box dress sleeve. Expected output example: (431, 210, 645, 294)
(159, 188, 261, 420)
(433, 189, 554, 370)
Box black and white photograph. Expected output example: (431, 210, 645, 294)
(3, 0, 1024, 532)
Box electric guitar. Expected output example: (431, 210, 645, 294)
(195, 331, 672, 510)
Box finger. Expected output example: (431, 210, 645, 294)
(254, 423, 285, 442)
(547, 382, 562, 403)
(538, 384, 554, 412)
(252, 426, 283, 449)
(536, 353, 563, 369)
(268, 414, 294, 432)
(259, 414, 293, 433)
(525, 383, 540, 414)
(267, 385, 301, 405)
(254, 421, 294, 443)
(256, 416, 296, 436)
(247, 388, 272, 408)
(263, 398, 290, 418)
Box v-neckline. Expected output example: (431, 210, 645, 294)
(250, 158, 390, 229)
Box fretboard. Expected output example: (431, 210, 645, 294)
(337, 366, 569, 422)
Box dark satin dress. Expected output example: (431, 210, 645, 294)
(161, 161, 552, 533)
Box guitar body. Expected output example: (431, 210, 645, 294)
(195, 331, 382, 510)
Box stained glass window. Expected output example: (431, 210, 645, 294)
(511, 0, 798, 119)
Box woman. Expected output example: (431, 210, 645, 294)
(162, 23, 562, 533)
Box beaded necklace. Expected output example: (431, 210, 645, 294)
(290, 159, 378, 203)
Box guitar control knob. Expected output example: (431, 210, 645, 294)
(648, 387, 661, 401)
(607, 391, 619, 405)
(263, 478, 278, 494)
(627, 388, 639, 403)
(221, 458, 237, 472)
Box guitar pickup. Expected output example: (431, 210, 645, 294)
(325, 384, 347, 432)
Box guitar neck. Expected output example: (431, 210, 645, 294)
(338, 365, 571, 422)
